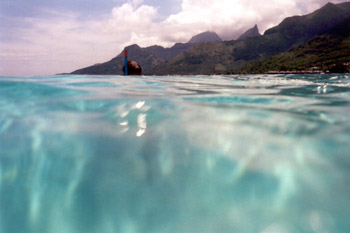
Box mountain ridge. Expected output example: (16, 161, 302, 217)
(239, 15, 350, 74)
(238, 25, 260, 40)
(71, 2, 350, 75)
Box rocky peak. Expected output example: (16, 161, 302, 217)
(238, 24, 261, 40)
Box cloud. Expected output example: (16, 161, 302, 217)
(0, 0, 348, 76)
(0, 2, 159, 76)
(162, 0, 336, 40)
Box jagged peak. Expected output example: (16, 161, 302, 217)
(238, 24, 260, 40)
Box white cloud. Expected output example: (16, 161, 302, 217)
(0, 0, 347, 76)
(162, 0, 300, 40)
(0, 2, 159, 76)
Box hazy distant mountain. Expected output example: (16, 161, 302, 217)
(237, 25, 260, 40)
(72, 31, 224, 75)
(72, 43, 196, 75)
(72, 44, 162, 75)
(188, 31, 222, 44)
(72, 2, 350, 75)
(72, 39, 200, 75)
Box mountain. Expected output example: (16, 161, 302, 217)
(72, 39, 198, 75)
(238, 25, 260, 40)
(72, 2, 350, 75)
(230, 2, 350, 60)
(188, 31, 222, 44)
(72, 43, 197, 75)
(152, 2, 350, 75)
(239, 16, 350, 74)
(72, 31, 224, 75)
(264, 2, 350, 45)
(72, 44, 161, 75)
(144, 43, 194, 61)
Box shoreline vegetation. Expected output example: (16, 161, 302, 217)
(71, 2, 350, 76)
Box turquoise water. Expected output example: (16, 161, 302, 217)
(0, 74, 350, 233)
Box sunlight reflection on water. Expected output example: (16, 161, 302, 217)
(0, 74, 349, 233)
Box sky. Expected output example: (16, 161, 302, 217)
(0, 0, 348, 76)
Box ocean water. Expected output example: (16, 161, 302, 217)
(0, 74, 349, 233)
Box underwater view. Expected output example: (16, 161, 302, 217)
(0, 74, 350, 233)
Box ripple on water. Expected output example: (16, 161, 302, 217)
(0, 74, 349, 233)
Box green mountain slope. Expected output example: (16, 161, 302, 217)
(71, 2, 350, 75)
(264, 2, 350, 40)
(71, 32, 211, 75)
(72, 44, 164, 75)
(152, 2, 350, 75)
(239, 17, 350, 74)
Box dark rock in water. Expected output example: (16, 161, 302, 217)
(188, 31, 222, 44)
(123, 61, 142, 75)
(238, 24, 261, 40)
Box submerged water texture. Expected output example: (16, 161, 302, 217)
(0, 74, 350, 233)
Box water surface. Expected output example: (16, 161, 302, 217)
(0, 74, 350, 233)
